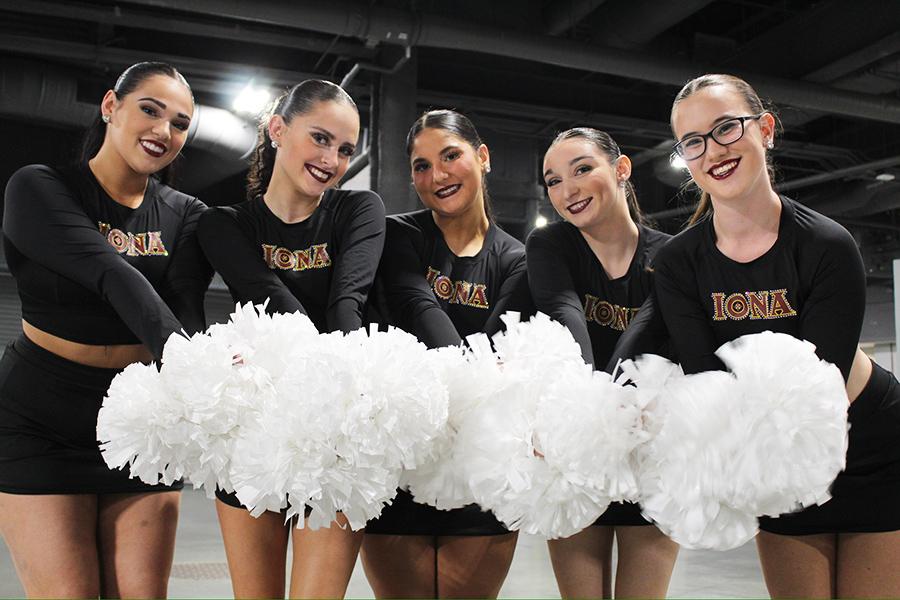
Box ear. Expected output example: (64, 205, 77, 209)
(615, 154, 633, 182)
(477, 143, 491, 172)
(100, 89, 117, 121)
(758, 112, 776, 144)
(268, 114, 287, 146)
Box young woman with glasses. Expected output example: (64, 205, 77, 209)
(653, 73, 900, 598)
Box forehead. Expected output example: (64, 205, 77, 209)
(292, 100, 360, 141)
(128, 74, 194, 115)
(672, 85, 753, 136)
(544, 137, 600, 168)
(410, 127, 468, 158)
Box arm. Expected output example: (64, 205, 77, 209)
(159, 197, 214, 335)
(196, 207, 305, 316)
(797, 228, 866, 381)
(526, 231, 594, 365)
(602, 294, 673, 373)
(653, 249, 724, 374)
(380, 218, 462, 348)
(483, 251, 532, 338)
(2, 165, 182, 361)
(326, 192, 386, 333)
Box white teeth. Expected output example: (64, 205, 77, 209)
(712, 161, 737, 176)
(568, 198, 591, 213)
(307, 165, 331, 181)
(140, 140, 165, 154)
(435, 184, 460, 198)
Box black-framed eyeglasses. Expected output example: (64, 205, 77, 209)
(673, 114, 765, 161)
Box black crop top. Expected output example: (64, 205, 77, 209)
(526, 222, 670, 367)
(652, 196, 865, 381)
(378, 209, 533, 349)
(2, 164, 213, 361)
(197, 190, 385, 334)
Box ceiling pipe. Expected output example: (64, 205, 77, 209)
(587, 0, 716, 49)
(121, 0, 900, 124)
(544, 0, 607, 36)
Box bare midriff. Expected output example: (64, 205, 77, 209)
(22, 320, 152, 369)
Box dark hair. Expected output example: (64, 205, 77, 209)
(671, 74, 778, 225)
(247, 79, 357, 201)
(80, 62, 192, 186)
(406, 109, 494, 222)
(547, 127, 646, 225)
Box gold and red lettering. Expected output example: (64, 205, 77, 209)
(97, 222, 168, 257)
(710, 288, 797, 321)
(260, 242, 333, 272)
(425, 267, 489, 309)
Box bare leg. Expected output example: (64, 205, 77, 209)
(835, 530, 900, 598)
(756, 531, 835, 599)
(547, 526, 614, 599)
(613, 525, 679, 599)
(96, 491, 180, 598)
(0, 492, 101, 598)
(436, 532, 518, 599)
(289, 513, 363, 599)
(216, 499, 290, 599)
(360, 534, 437, 598)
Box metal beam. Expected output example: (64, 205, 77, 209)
(119, 0, 900, 124)
(588, 0, 715, 49)
(544, 0, 607, 36)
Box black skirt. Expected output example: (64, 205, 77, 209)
(0, 335, 182, 494)
(593, 501, 652, 527)
(759, 360, 900, 535)
(365, 489, 511, 536)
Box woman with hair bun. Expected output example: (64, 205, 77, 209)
(0, 61, 212, 597)
(656, 73, 900, 598)
(362, 109, 531, 599)
(527, 127, 678, 599)
(197, 79, 385, 599)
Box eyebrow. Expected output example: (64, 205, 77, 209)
(679, 114, 739, 140)
(411, 144, 462, 166)
(137, 97, 191, 120)
(543, 155, 594, 177)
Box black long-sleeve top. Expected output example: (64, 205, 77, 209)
(526, 222, 670, 367)
(2, 164, 212, 362)
(652, 196, 865, 381)
(378, 210, 532, 348)
(197, 190, 385, 333)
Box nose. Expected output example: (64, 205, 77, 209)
(432, 165, 449, 184)
(320, 145, 339, 167)
(706, 136, 729, 159)
(562, 179, 579, 202)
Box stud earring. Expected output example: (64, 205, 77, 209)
(101, 114, 110, 124)
(271, 140, 279, 149)
(766, 139, 774, 150)
(485, 164, 491, 173)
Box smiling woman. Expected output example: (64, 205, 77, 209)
(0, 61, 213, 598)
(362, 109, 534, 600)
(196, 79, 385, 599)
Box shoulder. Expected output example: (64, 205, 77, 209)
(526, 220, 576, 248)
(492, 223, 525, 253)
(6, 164, 67, 194)
(329, 188, 386, 222)
(386, 209, 431, 237)
(652, 218, 706, 272)
(153, 180, 207, 218)
(638, 225, 673, 266)
(787, 197, 857, 252)
(197, 203, 244, 233)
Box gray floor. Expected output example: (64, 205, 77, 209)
(0, 488, 768, 598)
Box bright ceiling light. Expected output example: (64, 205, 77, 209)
(670, 153, 688, 171)
(233, 83, 271, 115)
(535, 215, 548, 228)
(875, 172, 896, 182)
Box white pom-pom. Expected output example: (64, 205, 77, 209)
(715, 331, 849, 516)
(98, 361, 180, 485)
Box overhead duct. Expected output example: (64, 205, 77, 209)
(587, 0, 716, 49)
(123, 0, 900, 124)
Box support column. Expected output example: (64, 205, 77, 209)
(371, 48, 418, 215)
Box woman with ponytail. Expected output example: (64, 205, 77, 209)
(527, 127, 678, 599)
(0, 61, 211, 597)
(654, 73, 900, 598)
(197, 80, 385, 599)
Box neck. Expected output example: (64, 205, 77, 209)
(88, 146, 149, 208)
(264, 171, 322, 224)
(711, 186, 781, 241)
(433, 199, 490, 257)
(579, 204, 640, 278)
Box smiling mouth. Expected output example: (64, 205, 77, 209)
(708, 158, 740, 180)
(305, 163, 333, 183)
(140, 139, 166, 158)
(567, 197, 592, 214)
(435, 184, 461, 199)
